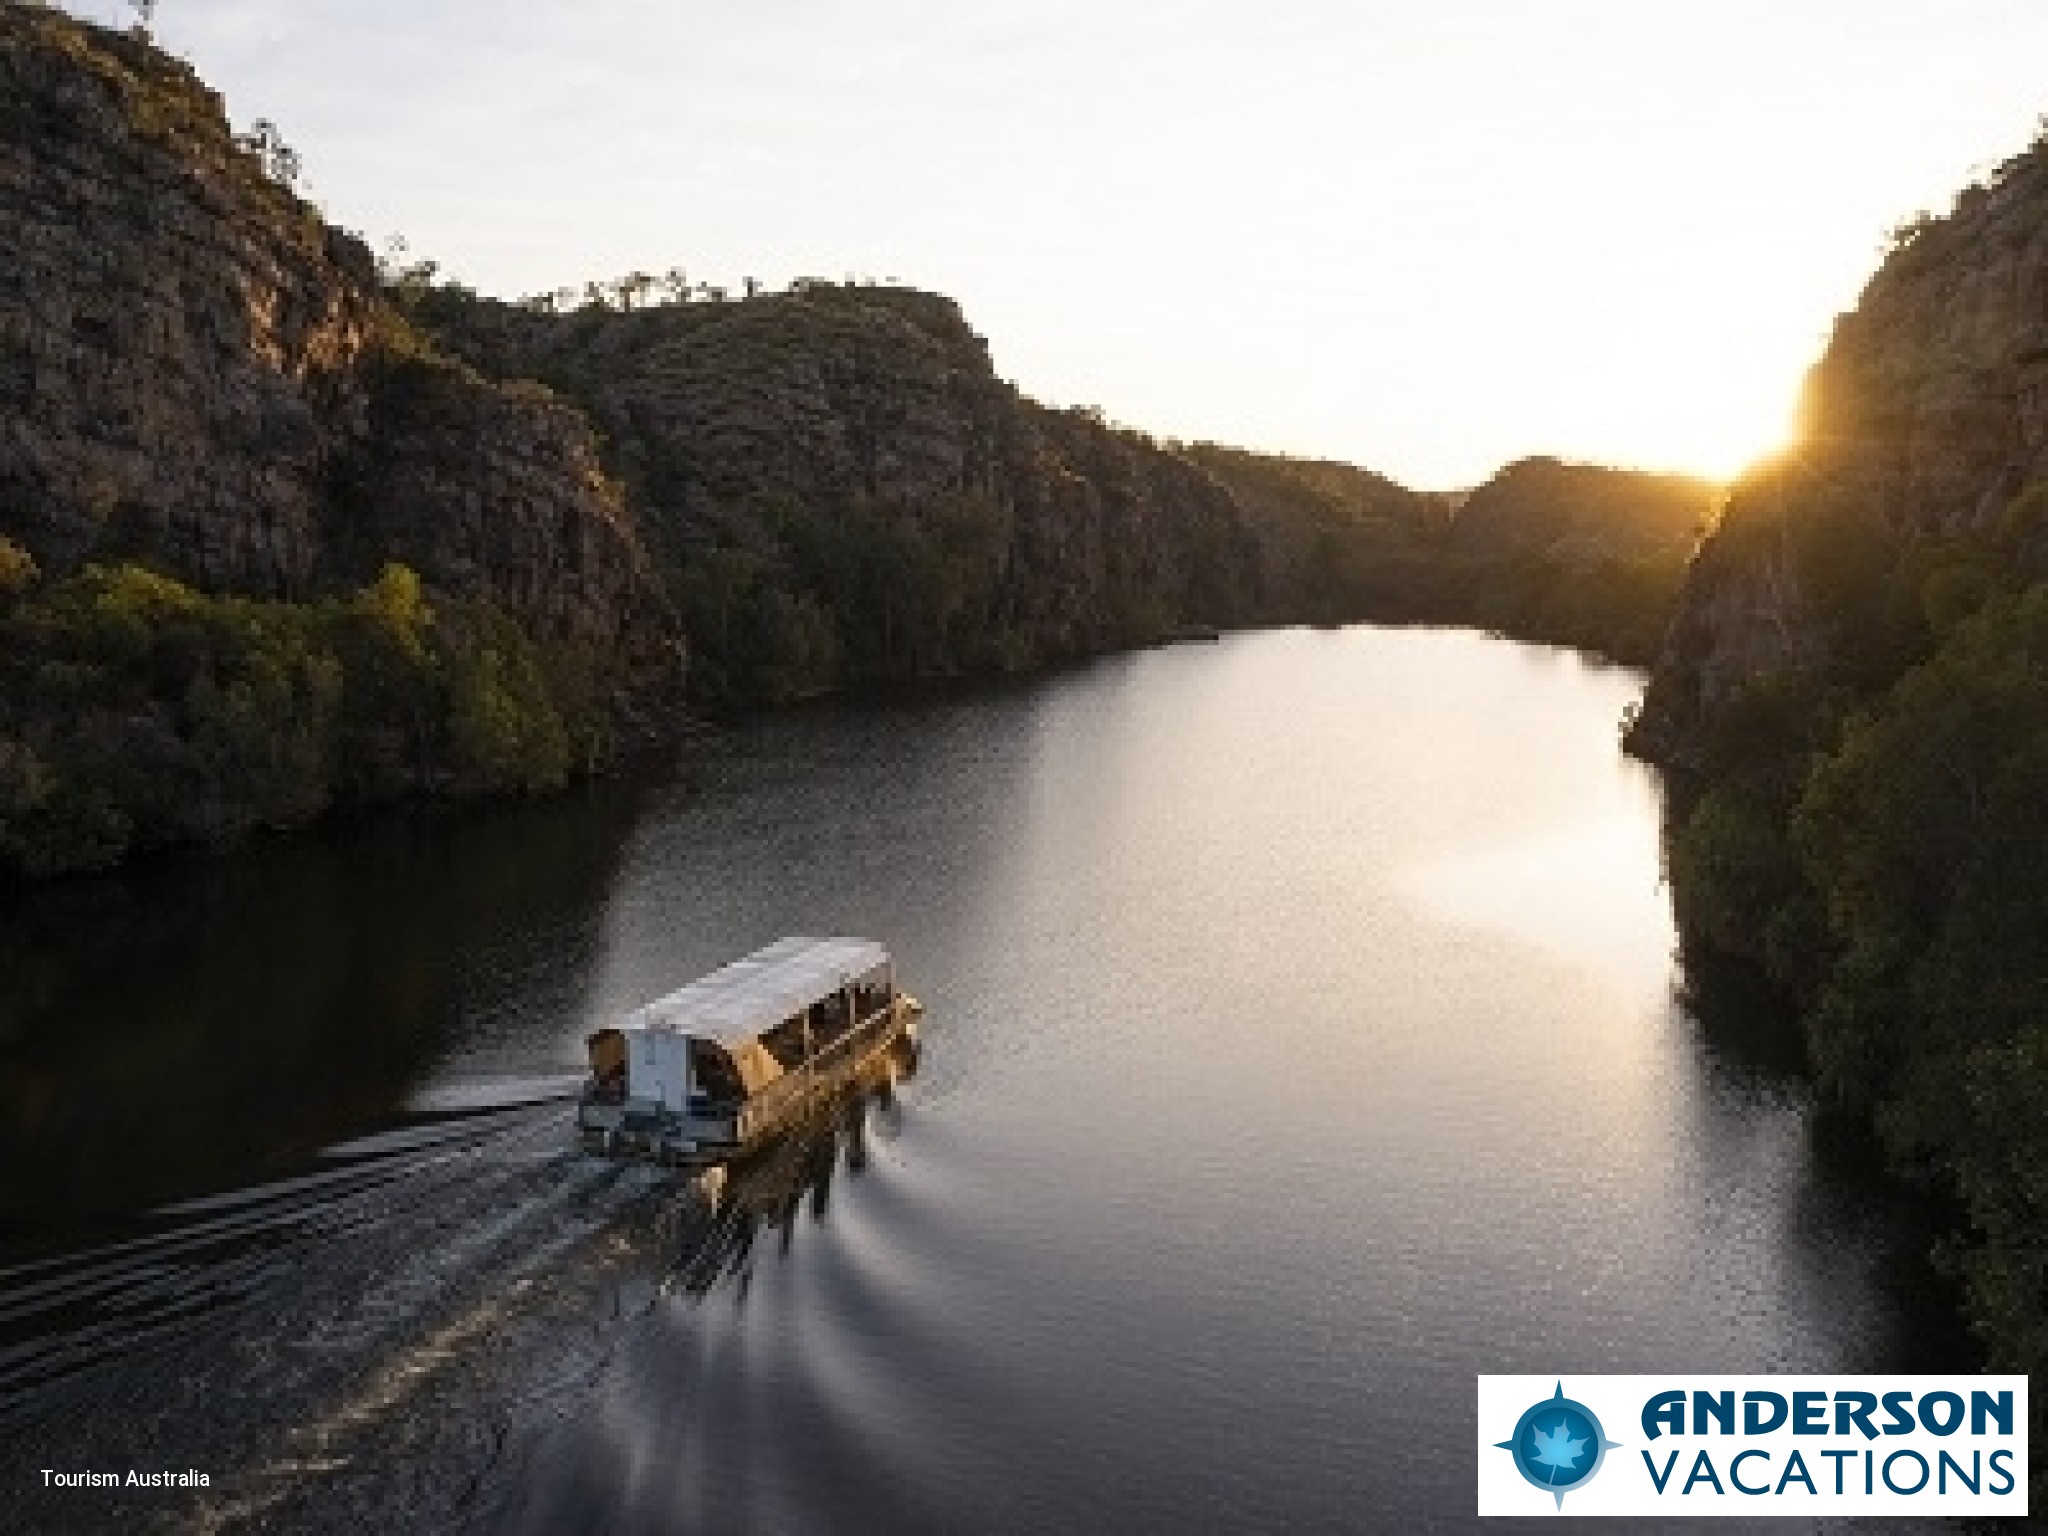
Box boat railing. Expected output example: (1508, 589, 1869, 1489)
(741, 1004, 897, 1127)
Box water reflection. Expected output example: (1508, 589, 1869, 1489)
(0, 782, 647, 1260)
(0, 629, 1966, 1534)
(1677, 947, 1978, 1374)
(669, 1033, 920, 1300)
(478, 630, 1954, 1534)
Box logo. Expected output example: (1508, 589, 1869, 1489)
(1479, 1374, 2027, 1516)
(1495, 1381, 1622, 1509)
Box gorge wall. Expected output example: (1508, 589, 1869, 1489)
(0, 5, 680, 874)
(1631, 123, 2048, 1381)
(0, 8, 666, 655)
(0, 4, 1706, 880)
(1633, 131, 2048, 764)
(403, 282, 1263, 707)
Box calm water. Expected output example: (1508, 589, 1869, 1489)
(0, 628, 1953, 1533)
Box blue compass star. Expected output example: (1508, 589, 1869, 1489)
(1495, 1382, 1625, 1510)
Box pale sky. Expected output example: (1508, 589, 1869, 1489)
(67, 1, 2048, 488)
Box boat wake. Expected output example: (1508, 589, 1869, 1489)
(1, 1053, 920, 1535)
(0, 1086, 687, 1532)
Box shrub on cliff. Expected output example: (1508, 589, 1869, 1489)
(1787, 586, 2048, 1371)
(0, 563, 597, 878)
(0, 535, 35, 598)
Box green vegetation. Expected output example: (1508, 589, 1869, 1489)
(394, 279, 1268, 712)
(1648, 479, 2048, 1378)
(400, 274, 1711, 702)
(1191, 447, 1714, 664)
(1180, 444, 1453, 625)
(2, 265, 1707, 884)
(0, 561, 601, 878)
(3, 8, 1713, 883)
(1432, 457, 1715, 665)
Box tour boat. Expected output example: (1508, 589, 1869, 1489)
(576, 936, 921, 1165)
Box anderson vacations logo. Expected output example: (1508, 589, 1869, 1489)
(1478, 1375, 2028, 1517)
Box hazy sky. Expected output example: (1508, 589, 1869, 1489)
(71, 1, 2048, 487)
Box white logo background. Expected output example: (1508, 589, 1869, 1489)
(1477, 1374, 2029, 1518)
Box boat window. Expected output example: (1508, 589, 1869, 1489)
(811, 990, 853, 1042)
(759, 1014, 809, 1070)
(688, 1040, 745, 1103)
(588, 1028, 628, 1084)
(853, 964, 893, 1019)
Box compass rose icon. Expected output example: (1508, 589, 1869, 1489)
(1495, 1382, 1623, 1509)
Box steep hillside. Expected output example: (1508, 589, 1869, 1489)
(1630, 123, 2048, 1376)
(1188, 446, 1713, 662)
(1437, 457, 1716, 663)
(1633, 135, 2048, 765)
(0, 4, 676, 874)
(410, 283, 1720, 688)
(1177, 443, 1450, 625)
(0, 9, 666, 653)
(403, 282, 1260, 707)
(0, 7, 1714, 881)
(0, 6, 1264, 870)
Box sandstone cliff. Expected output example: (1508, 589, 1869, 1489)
(0, 4, 1703, 876)
(1631, 128, 2048, 765)
(1630, 123, 2048, 1383)
(0, 5, 680, 875)
(405, 282, 1260, 704)
(0, 4, 669, 665)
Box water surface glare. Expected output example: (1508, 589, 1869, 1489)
(0, 628, 1943, 1533)
(498, 628, 1924, 1532)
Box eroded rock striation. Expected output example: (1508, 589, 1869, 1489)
(404, 282, 1261, 703)
(0, 5, 667, 662)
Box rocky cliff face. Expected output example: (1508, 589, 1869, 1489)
(410, 282, 1261, 701)
(0, 13, 373, 593)
(1627, 127, 2048, 1384)
(1633, 129, 2048, 764)
(0, 5, 668, 665)
(0, 4, 1703, 874)
(1449, 456, 1713, 562)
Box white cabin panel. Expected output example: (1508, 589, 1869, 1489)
(627, 1030, 688, 1111)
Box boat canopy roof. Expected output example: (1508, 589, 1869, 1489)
(622, 936, 890, 1049)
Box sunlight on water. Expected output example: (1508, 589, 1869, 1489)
(1, 628, 1951, 1535)
(1402, 798, 1674, 1003)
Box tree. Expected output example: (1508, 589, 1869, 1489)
(376, 233, 410, 283)
(235, 118, 302, 190)
(613, 272, 656, 311)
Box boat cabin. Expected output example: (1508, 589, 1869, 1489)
(579, 936, 912, 1162)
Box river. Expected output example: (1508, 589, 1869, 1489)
(0, 626, 1958, 1532)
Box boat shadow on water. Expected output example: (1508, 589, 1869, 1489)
(658, 1030, 920, 1302)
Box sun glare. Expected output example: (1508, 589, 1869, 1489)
(1591, 366, 1799, 485)
(1503, 271, 1820, 487)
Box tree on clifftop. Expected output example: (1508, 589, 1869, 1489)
(235, 118, 302, 190)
